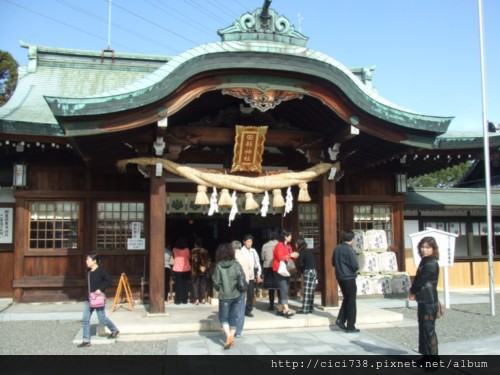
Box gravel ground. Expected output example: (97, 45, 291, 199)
(1, 295, 499, 355)
(364, 294, 500, 351)
(0, 320, 168, 355)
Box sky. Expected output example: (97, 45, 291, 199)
(1, 0, 499, 133)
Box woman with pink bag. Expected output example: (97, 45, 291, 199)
(77, 253, 119, 348)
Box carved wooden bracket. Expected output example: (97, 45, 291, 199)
(222, 88, 303, 112)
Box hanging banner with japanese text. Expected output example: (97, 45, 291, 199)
(231, 125, 268, 174)
(0, 207, 14, 244)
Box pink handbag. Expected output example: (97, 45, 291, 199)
(89, 292, 106, 308)
(88, 273, 106, 308)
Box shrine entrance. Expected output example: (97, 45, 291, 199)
(166, 213, 282, 259)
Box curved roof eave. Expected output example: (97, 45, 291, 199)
(45, 41, 453, 133)
(434, 131, 500, 149)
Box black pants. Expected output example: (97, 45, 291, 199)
(174, 271, 191, 304)
(337, 278, 357, 330)
(245, 280, 255, 314)
(268, 289, 281, 308)
(192, 274, 207, 301)
(165, 268, 172, 298)
(418, 302, 439, 355)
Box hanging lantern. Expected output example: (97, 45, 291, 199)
(395, 172, 408, 194)
(13, 164, 27, 188)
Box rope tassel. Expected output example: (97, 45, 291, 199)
(245, 192, 259, 211)
(195, 185, 210, 205)
(298, 182, 311, 202)
(272, 189, 285, 208)
(218, 188, 233, 207)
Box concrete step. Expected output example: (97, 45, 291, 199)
(105, 299, 405, 339)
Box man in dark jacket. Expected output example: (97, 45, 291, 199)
(332, 230, 360, 333)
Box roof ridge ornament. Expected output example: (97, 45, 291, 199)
(217, 0, 308, 47)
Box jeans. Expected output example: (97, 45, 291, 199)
(235, 291, 246, 335)
(82, 300, 118, 342)
(218, 295, 241, 331)
(276, 274, 290, 305)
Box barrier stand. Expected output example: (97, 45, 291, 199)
(112, 273, 134, 312)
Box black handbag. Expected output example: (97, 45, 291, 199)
(236, 266, 248, 293)
(416, 281, 436, 304)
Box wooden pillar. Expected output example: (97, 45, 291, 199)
(320, 174, 338, 307)
(149, 165, 165, 313)
(12, 199, 26, 302)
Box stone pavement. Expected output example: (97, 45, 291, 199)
(1, 291, 500, 356)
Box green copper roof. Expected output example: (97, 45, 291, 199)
(0, 42, 170, 137)
(405, 187, 500, 210)
(217, 2, 309, 47)
(43, 41, 453, 134)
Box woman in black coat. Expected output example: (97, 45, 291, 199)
(409, 236, 440, 359)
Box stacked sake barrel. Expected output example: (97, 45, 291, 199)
(347, 229, 411, 296)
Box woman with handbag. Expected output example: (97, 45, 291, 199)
(272, 229, 298, 318)
(212, 242, 246, 349)
(409, 236, 440, 362)
(77, 253, 119, 348)
(190, 238, 211, 305)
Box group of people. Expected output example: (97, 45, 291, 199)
(164, 237, 211, 305)
(212, 230, 319, 349)
(77, 229, 441, 362)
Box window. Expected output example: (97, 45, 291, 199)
(298, 204, 320, 248)
(423, 221, 468, 257)
(471, 221, 500, 257)
(422, 220, 499, 258)
(96, 202, 145, 250)
(353, 205, 393, 246)
(29, 201, 80, 250)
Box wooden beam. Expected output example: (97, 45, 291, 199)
(166, 127, 324, 149)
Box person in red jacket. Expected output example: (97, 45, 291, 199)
(272, 229, 298, 318)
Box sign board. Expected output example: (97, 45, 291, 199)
(305, 238, 314, 249)
(127, 238, 145, 250)
(0, 207, 13, 244)
(130, 222, 142, 239)
(408, 228, 458, 268)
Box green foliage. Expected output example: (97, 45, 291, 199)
(0, 50, 19, 106)
(408, 160, 473, 188)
